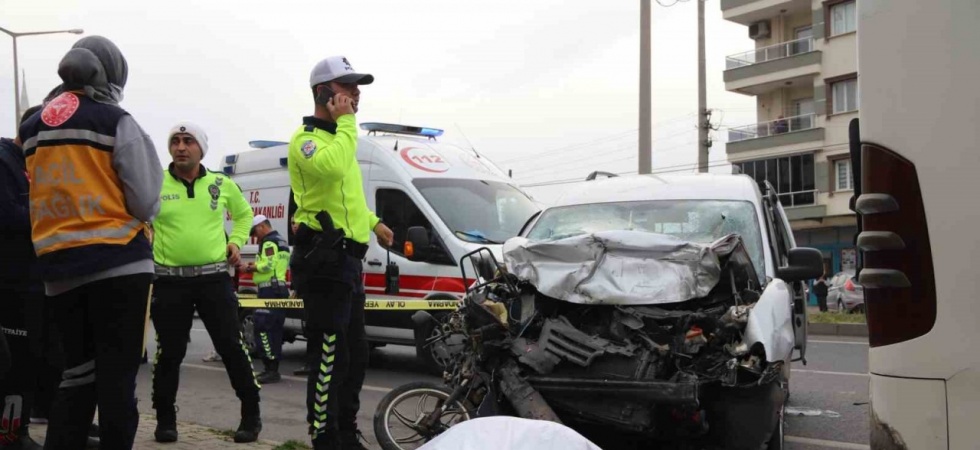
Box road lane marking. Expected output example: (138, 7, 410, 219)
(180, 363, 870, 449)
(793, 369, 869, 378)
(785, 435, 870, 449)
(181, 363, 395, 393)
(808, 339, 869, 345)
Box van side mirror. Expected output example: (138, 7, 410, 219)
(405, 226, 430, 262)
(777, 247, 825, 282)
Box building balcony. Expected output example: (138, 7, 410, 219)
(727, 113, 824, 154)
(724, 37, 821, 95)
(721, 0, 812, 26)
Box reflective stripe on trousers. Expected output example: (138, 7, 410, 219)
(312, 333, 337, 437)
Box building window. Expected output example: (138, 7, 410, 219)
(826, 73, 859, 115)
(830, 1, 857, 36)
(835, 159, 853, 191)
(735, 154, 816, 207)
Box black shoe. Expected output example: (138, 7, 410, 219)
(233, 401, 262, 443)
(154, 405, 178, 443)
(293, 364, 311, 376)
(312, 434, 340, 450)
(339, 429, 371, 450)
(256, 370, 281, 384)
(5, 434, 43, 450)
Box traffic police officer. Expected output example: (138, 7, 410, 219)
(288, 55, 393, 450)
(150, 121, 262, 444)
(241, 214, 290, 384)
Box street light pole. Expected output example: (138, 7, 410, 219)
(11, 34, 18, 131)
(0, 26, 84, 131)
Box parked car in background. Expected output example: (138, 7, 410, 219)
(827, 270, 865, 313)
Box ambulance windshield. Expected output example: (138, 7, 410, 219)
(413, 178, 540, 245)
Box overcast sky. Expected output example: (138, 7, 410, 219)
(1, 0, 755, 200)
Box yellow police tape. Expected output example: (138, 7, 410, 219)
(237, 293, 459, 311)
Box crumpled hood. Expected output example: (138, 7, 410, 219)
(504, 231, 744, 305)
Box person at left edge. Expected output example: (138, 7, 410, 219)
(0, 105, 45, 450)
(149, 122, 262, 444)
(239, 214, 290, 384)
(19, 36, 163, 450)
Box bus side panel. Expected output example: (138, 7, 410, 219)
(870, 375, 947, 450)
(948, 369, 980, 450)
(860, 0, 980, 377)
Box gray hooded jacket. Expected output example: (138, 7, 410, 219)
(36, 36, 164, 296)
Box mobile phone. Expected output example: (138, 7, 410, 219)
(315, 85, 336, 106)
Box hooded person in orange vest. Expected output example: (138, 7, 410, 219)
(18, 35, 163, 449)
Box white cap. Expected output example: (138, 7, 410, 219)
(251, 214, 268, 228)
(309, 55, 374, 87)
(168, 121, 209, 156)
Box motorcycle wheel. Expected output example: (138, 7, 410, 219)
(373, 381, 473, 450)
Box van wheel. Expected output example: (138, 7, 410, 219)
(238, 310, 259, 357)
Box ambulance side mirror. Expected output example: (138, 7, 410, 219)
(405, 226, 430, 262)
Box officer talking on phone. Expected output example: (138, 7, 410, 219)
(287, 55, 394, 450)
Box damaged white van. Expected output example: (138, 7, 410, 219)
(500, 173, 821, 448)
(376, 173, 823, 449)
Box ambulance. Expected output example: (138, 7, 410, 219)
(223, 122, 541, 372)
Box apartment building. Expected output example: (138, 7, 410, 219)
(721, 0, 859, 281)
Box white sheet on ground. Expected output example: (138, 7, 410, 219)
(418, 416, 603, 450)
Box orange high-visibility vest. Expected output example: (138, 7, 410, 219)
(19, 91, 150, 280)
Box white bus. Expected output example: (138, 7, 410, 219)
(852, 1, 980, 448)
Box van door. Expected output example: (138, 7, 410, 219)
(365, 181, 462, 299)
(774, 198, 808, 362)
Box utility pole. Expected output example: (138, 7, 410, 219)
(639, 0, 652, 174)
(697, 0, 710, 173)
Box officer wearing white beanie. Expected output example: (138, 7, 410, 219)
(152, 119, 263, 443)
(168, 122, 209, 157)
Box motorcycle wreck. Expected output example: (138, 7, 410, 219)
(374, 231, 792, 450)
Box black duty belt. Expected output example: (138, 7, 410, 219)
(257, 280, 286, 288)
(155, 262, 230, 278)
(342, 238, 369, 260)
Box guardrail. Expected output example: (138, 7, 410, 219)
(728, 113, 816, 143)
(726, 37, 814, 69)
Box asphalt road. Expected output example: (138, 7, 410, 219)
(136, 321, 871, 449)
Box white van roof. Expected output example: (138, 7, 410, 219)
(222, 123, 517, 186)
(552, 173, 763, 207)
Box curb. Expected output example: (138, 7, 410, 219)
(808, 322, 868, 337)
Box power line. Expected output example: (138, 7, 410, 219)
(515, 138, 699, 184)
(497, 112, 698, 165)
(520, 141, 851, 188)
(512, 129, 698, 178)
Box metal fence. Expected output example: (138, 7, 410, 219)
(725, 37, 815, 69)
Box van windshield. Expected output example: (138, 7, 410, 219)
(412, 178, 540, 245)
(526, 200, 767, 281)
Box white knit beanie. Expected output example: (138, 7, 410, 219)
(168, 121, 209, 157)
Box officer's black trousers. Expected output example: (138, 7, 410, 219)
(150, 273, 260, 410)
(0, 284, 42, 445)
(42, 273, 152, 450)
(292, 249, 368, 440)
(254, 286, 289, 362)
